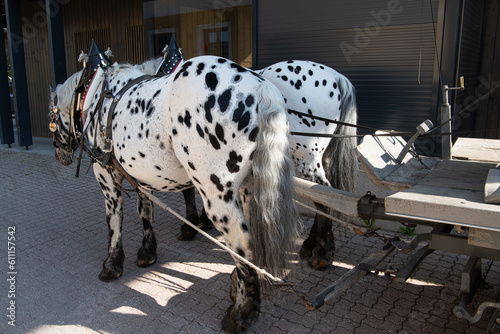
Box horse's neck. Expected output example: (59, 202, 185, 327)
(136, 58, 162, 75)
(56, 71, 82, 128)
(112, 66, 149, 84)
(83, 66, 147, 141)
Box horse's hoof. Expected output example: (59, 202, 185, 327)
(307, 246, 334, 270)
(177, 228, 198, 241)
(221, 305, 258, 333)
(298, 244, 312, 260)
(136, 247, 157, 267)
(198, 211, 213, 231)
(198, 220, 212, 231)
(98, 264, 123, 282)
(309, 257, 331, 270)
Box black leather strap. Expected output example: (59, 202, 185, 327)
(101, 74, 153, 167)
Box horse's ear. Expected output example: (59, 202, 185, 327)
(48, 84, 57, 103)
(105, 47, 113, 59)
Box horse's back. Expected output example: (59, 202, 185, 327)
(167, 56, 264, 186)
(259, 60, 343, 124)
(259, 60, 344, 184)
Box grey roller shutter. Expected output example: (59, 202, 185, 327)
(256, 0, 440, 137)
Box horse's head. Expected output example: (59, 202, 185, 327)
(48, 71, 82, 166)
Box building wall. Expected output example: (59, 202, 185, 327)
(21, 0, 144, 137)
(177, 5, 252, 67)
(62, 0, 145, 75)
(22, 0, 251, 137)
(455, 0, 485, 137)
(475, 0, 500, 139)
(143, 3, 252, 67)
(257, 0, 499, 146)
(256, 0, 440, 149)
(15, 0, 499, 140)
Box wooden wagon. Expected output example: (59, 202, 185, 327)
(295, 135, 500, 329)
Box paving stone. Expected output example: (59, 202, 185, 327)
(0, 148, 498, 333)
(354, 323, 378, 334)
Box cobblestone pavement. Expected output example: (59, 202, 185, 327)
(1, 147, 499, 334)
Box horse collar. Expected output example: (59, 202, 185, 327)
(82, 67, 106, 121)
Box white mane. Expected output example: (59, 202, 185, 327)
(52, 70, 82, 113)
(52, 57, 163, 115)
(132, 57, 163, 75)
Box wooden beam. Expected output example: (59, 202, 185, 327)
(308, 242, 396, 310)
(451, 137, 500, 162)
(293, 177, 359, 218)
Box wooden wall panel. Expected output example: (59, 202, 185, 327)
(21, 1, 249, 138)
(20, 0, 144, 137)
(150, 5, 252, 65)
(126, 25, 144, 64)
(21, 1, 51, 138)
(62, 0, 145, 75)
(237, 5, 252, 68)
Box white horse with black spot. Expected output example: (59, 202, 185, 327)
(49, 55, 300, 332)
(168, 57, 358, 270)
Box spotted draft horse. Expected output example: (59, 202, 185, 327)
(261, 60, 357, 268)
(49, 55, 300, 332)
(171, 58, 358, 269)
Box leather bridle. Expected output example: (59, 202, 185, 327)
(49, 93, 79, 155)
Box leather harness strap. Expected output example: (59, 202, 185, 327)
(74, 74, 153, 181)
(100, 74, 152, 167)
(110, 155, 141, 191)
(101, 75, 154, 192)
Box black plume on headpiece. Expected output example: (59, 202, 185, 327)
(155, 35, 184, 77)
(88, 39, 111, 71)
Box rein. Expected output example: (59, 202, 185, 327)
(138, 188, 289, 286)
(287, 108, 415, 138)
(50, 97, 79, 154)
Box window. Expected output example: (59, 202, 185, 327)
(143, 0, 252, 67)
(197, 22, 231, 58)
(148, 28, 175, 58)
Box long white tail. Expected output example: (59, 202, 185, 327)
(248, 81, 300, 276)
(323, 74, 358, 193)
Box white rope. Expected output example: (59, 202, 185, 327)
(139, 189, 285, 284)
(293, 199, 367, 235)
